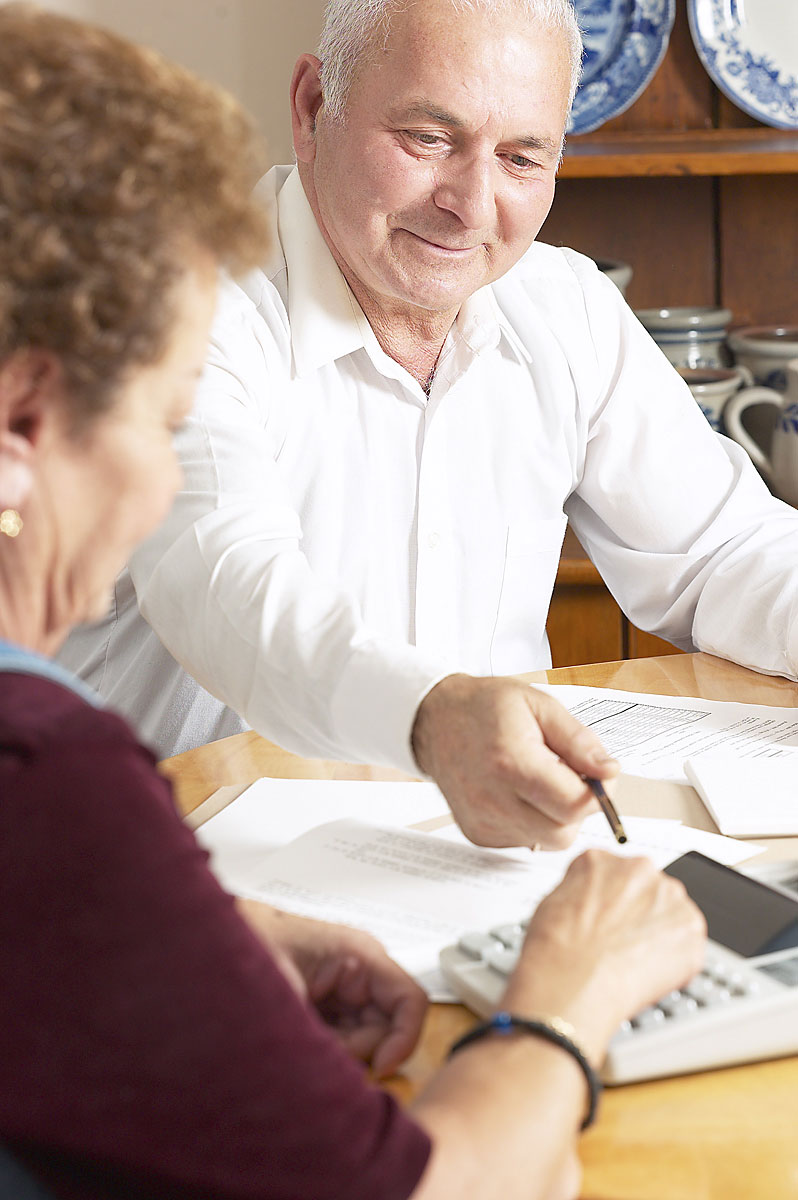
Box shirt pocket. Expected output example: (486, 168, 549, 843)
(489, 514, 568, 674)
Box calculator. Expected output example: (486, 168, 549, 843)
(439, 852, 798, 1085)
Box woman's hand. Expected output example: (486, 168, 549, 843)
(237, 900, 428, 1076)
(502, 850, 707, 1064)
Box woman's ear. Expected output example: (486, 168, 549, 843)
(290, 54, 325, 164)
(0, 349, 62, 510)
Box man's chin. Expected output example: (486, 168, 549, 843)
(406, 284, 481, 316)
(388, 267, 484, 314)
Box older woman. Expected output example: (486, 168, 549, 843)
(0, 6, 705, 1199)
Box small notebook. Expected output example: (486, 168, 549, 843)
(684, 754, 798, 838)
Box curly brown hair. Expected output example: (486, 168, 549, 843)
(0, 3, 270, 425)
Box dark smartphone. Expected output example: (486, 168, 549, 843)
(664, 851, 798, 957)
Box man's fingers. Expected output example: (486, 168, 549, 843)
(526, 688, 619, 780)
(452, 728, 609, 847)
(452, 770, 589, 849)
(412, 674, 621, 849)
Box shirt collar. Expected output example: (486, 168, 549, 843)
(276, 168, 366, 378)
(276, 166, 532, 376)
(453, 284, 532, 366)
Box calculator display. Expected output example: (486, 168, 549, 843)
(758, 956, 798, 986)
(664, 852, 798, 957)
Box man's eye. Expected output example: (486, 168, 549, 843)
(409, 131, 444, 147)
(507, 153, 535, 170)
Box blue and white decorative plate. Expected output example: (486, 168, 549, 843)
(688, 0, 798, 130)
(568, 0, 676, 135)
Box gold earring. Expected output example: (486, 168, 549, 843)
(0, 509, 23, 537)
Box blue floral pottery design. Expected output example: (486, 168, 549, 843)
(688, 0, 798, 130)
(568, 0, 676, 135)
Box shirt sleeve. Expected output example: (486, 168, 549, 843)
(129, 278, 448, 774)
(562, 255, 798, 681)
(0, 692, 431, 1200)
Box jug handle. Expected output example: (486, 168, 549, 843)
(723, 384, 783, 482)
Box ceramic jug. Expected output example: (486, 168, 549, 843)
(728, 326, 798, 392)
(678, 366, 762, 434)
(595, 257, 633, 296)
(724, 359, 798, 506)
(636, 307, 732, 369)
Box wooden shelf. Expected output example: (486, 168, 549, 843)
(556, 526, 602, 586)
(550, 527, 682, 667)
(545, 4, 798, 665)
(555, 556, 603, 586)
(560, 128, 798, 178)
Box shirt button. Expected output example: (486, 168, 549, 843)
(427, 532, 440, 549)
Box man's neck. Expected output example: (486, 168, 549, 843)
(362, 296, 451, 390)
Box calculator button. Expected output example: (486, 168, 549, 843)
(685, 976, 716, 1004)
(659, 994, 699, 1019)
(490, 923, 524, 949)
(703, 950, 728, 977)
(458, 931, 496, 959)
(633, 1007, 667, 1030)
(705, 966, 734, 987)
(724, 970, 758, 995)
(484, 944, 520, 976)
(701, 986, 732, 1006)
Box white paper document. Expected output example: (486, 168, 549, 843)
(200, 795, 756, 998)
(685, 755, 798, 838)
(536, 684, 798, 783)
(195, 778, 451, 894)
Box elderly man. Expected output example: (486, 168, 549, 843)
(62, 0, 798, 850)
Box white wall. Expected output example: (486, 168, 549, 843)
(6, 0, 326, 164)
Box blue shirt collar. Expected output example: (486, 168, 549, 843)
(0, 640, 103, 708)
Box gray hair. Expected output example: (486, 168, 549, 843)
(318, 0, 583, 121)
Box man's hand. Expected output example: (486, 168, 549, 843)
(236, 901, 428, 1077)
(411, 674, 619, 849)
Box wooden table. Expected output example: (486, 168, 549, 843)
(161, 653, 798, 1200)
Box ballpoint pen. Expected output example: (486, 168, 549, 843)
(586, 776, 627, 844)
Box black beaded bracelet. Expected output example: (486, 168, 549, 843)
(447, 1010, 602, 1130)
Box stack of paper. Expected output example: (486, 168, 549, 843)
(536, 683, 798, 783)
(685, 754, 798, 838)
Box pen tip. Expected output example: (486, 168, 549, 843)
(618, 835, 628, 844)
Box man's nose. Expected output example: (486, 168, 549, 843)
(432, 153, 495, 229)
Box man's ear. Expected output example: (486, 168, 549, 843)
(0, 349, 62, 510)
(291, 54, 325, 163)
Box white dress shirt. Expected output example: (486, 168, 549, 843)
(60, 166, 798, 765)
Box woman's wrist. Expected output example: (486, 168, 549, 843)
(500, 973, 617, 1068)
(447, 1011, 602, 1130)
